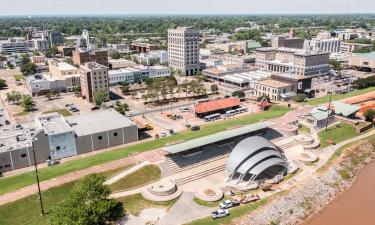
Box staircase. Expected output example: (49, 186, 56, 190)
(175, 164, 226, 185)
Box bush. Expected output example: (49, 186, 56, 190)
(256, 95, 270, 102)
(232, 90, 245, 98)
(292, 93, 307, 102)
(364, 109, 375, 122)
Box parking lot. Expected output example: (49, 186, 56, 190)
(0, 69, 93, 124)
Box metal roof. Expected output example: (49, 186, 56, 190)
(332, 101, 360, 117)
(163, 121, 275, 154)
(236, 150, 282, 174)
(226, 136, 277, 173)
(248, 157, 287, 176)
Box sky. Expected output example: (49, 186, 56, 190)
(0, 0, 374, 15)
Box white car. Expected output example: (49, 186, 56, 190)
(211, 209, 230, 219)
(160, 131, 167, 137)
(219, 200, 240, 209)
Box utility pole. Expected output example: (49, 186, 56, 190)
(31, 138, 45, 216)
(325, 91, 333, 131)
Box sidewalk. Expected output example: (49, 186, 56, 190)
(0, 149, 166, 206)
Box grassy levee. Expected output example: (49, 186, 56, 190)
(0, 105, 291, 196)
(306, 87, 375, 106)
(318, 123, 359, 148)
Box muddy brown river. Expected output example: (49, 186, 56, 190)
(306, 161, 375, 225)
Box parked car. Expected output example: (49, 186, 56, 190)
(219, 200, 240, 209)
(160, 131, 167, 137)
(211, 209, 230, 219)
(191, 125, 200, 131)
(65, 103, 73, 107)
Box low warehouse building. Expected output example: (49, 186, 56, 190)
(226, 136, 288, 184)
(0, 109, 138, 172)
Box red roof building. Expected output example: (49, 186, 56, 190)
(194, 98, 240, 117)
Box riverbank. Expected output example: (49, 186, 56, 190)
(246, 137, 375, 225)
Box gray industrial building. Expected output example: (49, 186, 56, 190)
(0, 109, 138, 172)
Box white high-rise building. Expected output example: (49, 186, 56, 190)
(304, 38, 341, 53)
(168, 27, 200, 76)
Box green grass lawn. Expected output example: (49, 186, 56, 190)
(193, 195, 228, 208)
(318, 123, 359, 148)
(110, 165, 161, 192)
(0, 166, 130, 225)
(117, 193, 178, 215)
(0, 105, 291, 196)
(43, 108, 73, 117)
(306, 87, 375, 106)
(13, 74, 22, 81)
(298, 124, 311, 134)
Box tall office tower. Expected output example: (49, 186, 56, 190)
(168, 27, 200, 76)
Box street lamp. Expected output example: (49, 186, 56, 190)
(31, 137, 45, 216)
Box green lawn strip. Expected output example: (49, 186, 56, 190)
(306, 87, 375, 106)
(43, 108, 73, 117)
(318, 123, 359, 148)
(298, 124, 311, 134)
(193, 195, 229, 208)
(109, 165, 161, 192)
(0, 166, 129, 225)
(318, 134, 375, 173)
(0, 105, 291, 196)
(117, 193, 178, 215)
(13, 74, 22, 81)
(185, 198, 269, 225)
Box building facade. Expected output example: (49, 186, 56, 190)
(73, 49, 109, 67)
(0, 38, 29, 55)
(255, 47, 330, 77)
(168, 27, 200, 76)
(304, 38, 341, 53)
(80, 62, 109, 102)
(271, 36, 304, 49)
(253, 79, 293, 101)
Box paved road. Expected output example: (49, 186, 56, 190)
(157, 192, 214, 225)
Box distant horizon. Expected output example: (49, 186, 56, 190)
(1, 0, 375, 16)
(1, 12, 375, 18)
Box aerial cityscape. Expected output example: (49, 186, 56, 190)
(1, 1, 375, 225)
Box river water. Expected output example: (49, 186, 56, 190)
(306, 161, 375, 225)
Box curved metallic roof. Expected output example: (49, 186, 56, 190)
(226, 136, 277, 173)
(236, 150, 282, 174)
(248, 157, 287, 176)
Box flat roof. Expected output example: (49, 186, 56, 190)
(355, 52, 375, 60)
(163, 121, 275, 154)
(66, 109, 135, 136)
(256, 79, 291, 88)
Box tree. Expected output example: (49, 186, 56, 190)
(20, 62, 37, 75)
(20, 54, 30, 65)
(49, 174, 123, 225)
(21, 95, 34, 112)
(73, 84, 81, 97)
(121, 83, 131, 95)
(93, 90, 108, 107)
(0, 79, 7, 89)
(364, 109, 375, 122)
(292, 93, 307, 102)
(257, 95, 270, 102)
(110, 50, 121, 59)
(6, 91, 22, 104)
(114, 101, 129, 115)
(33, 50, 41, 56)
(329, 59, 342, 71)
(232, 90, 245, 98)
(64, 57, 75, 66)
(6, 61, 14, 69)
(45, 45, 59, 58)
(210, 84, 218, 93)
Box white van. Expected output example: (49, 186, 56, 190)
(179, 106, 190, 112)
